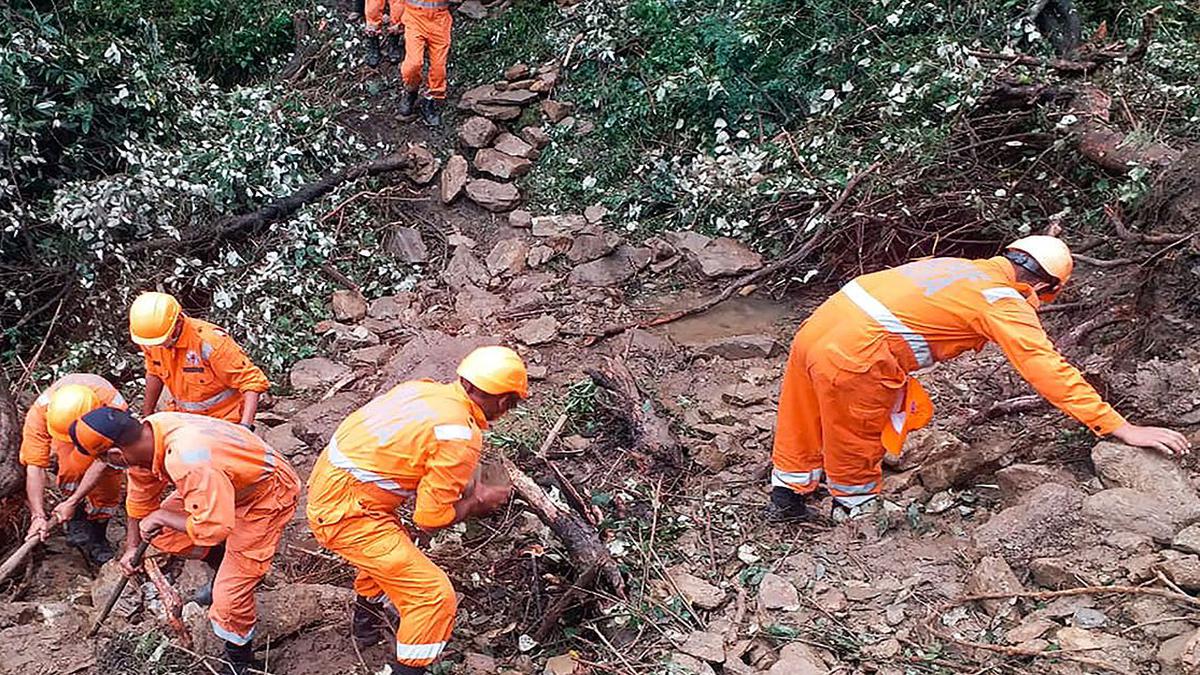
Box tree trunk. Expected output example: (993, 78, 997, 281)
(0, 371, 23, 498)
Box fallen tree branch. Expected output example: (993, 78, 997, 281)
(1074, 253, 1137, 268)
(144, 556, 194, 649)
(531, 563, 600, 642)
(583, 162, 880, 344)
(587, 357, 683, 468)
(1105, 203, 1190, 245)
(926, 621, 1134, 674)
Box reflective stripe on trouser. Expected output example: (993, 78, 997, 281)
(365, 0, 404, 32)
(772, 329, 899, 508)
(54, 440, 122, 520)
(311, 512, 456, 667)
(149, 481, 297, 644)
(401, 6, 452, 99)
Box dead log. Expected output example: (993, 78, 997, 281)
(1069, 84, 1180, 174)
(587, 357, 683, 468)
(502, 457, 625, 598)
(0, 371, 22, 498)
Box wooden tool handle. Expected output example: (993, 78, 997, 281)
(0, 513, 62, 585)
(87, 539, 151, 637)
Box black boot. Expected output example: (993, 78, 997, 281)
(384, 33, 403, 63)
(64, 502, 89, 547)
(388, 663, 425, 675)
(352, 595, 388, 649)
(765, 486, 813, 523)
(192, 543, 226, 606)
(398, 89, 419, 118)
(82, 517, 115, 565)
(364, 34, 382, 68)
(223, 640, 261, 675)
(419, 97, 442, 127)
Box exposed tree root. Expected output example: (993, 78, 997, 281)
(587, 357, 683, 469)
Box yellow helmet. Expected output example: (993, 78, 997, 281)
(1006, 235, 1073, 303)
(129, 292, 182, 346)
(457, 346, 529, 399)
(47, 384, 102, 443)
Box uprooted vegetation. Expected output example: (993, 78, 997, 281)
(4, 0, 1200, 673)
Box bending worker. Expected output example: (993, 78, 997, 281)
(20, 374, 126, 564)
(130, 291, 269, 428)
(397, 0, 452, 127)
(70, 408, 299, 675)
(307, 346, 525, 674)
(770, 235, 1190, 521)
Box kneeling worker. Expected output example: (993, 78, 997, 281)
(71, 408, 299, 674)
(770, 235, 1190, 521)
(21, 375, 127, 564)
(307, 346, 525, 674)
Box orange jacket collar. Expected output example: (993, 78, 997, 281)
(989, 256, 1041, 309)
(452, 380, 490, 430)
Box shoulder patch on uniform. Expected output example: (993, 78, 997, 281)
(433, 424, 475, 441)
(982, 287, 1025, 304)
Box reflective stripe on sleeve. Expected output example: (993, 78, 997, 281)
(176, 388, 238, 412)
(405, 0, 448, 7)
(327, 437, 416, 498)
(982, 287, 1025, 304)
(841, 280, 934, 368)
(179, 447, 212, 464)
(433, 424, 473, 441)
(396, 641, 447, 661)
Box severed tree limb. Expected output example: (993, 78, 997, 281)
(587, 357, 683, 468)
(501, 457, 625, 598)
(127, 149, 424, 255)
(967, 394, 1045, 425)
(1069, 84, 1180, 175)
(582, 162, 880, 345)
(1105, 203, 1190, 246)
(144, 557, 193, 649)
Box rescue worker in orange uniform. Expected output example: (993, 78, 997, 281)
(397, 0, 452, 127)
(130, 292, 269, 429)
(363, 0, 404, 67)
(307, 346, 526, 674)
(20, 375, 127, 564)
(70, 408, 299, 675)
(770, 236, 1190, 521)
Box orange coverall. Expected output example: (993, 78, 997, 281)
(140, 316, 269, 422)
(19, 374, 126, 518)
(307, 380, 487, 668)
(401, 0, 452, 99)
(127, 412, 299, 645)
(366, 0, 403, 34)
(773, 256, 1127, 506)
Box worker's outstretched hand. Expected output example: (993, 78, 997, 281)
(1111, 423, 1191, 456)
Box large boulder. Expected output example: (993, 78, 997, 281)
(567, 245, 652, 287)
(1083, 487, 1189, 543)
(995, 463, 1076, 506)
(1092, 442, 1200, 522)
(457, 116, 499, 148)
(465, 179, 521, 212)
(187, 583, 355, 654)
(289, 357, 352, 392)
(291, 391, 369, 448)
(973, 482, 1094, 565)
(967, 556, 1023, 616)
(921, 437, 1012, 491)
(263, 422, 308, 458)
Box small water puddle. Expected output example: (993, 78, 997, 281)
(653, 295, 793, 345)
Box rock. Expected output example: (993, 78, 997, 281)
(1161, 555, 1200, 592)
(1128, 597, 1194, 638)
(528, 364, 548, 380)
(758, 573, 799, 610)
(472, 102, 523, 121)
(508, 209, 533, 228)
(527, 245, 556, 267)
(486, 238, 530, 277)
(386, 225, 429, 263)
(891, 428, 969, 471)
(1055, 626, 1104, 651)
(458, 116, 500, 148)
(504, 63, 530, 81)
(665, 229, 713, 255)
(1029, 557, 1080, 589)
(1073, 607, 1108, 629)
(90, 560, 143, 619)
(543, 654, 580, 675)
(668, 569, 726, 610)
(921, 437, 1012, 491)
(440, 154, 469, 204)
(542, 99, 575, 122)
(263, 422, 308, 457)
(529, 69, 560, 93)
(722, 382, 769, 407)
(973, 483, 1092, 565)
(375, 330, 501, 393)
(464, 652, 498, 675)
(862, 638, 901, 660)
(292, 392, 368, 448)
(465, 179, 521, 212)
(680, 631, 725, 663)
(697, 334, 782, 360)
(493, 132, 537, 159)
(1159, 631, 1195, 672)
(331, 290, 368, 322)
(188, 583, 354, 654)
(316, 319, 380, 347)
(474, 148, 533, 180)
(995, 463, 1075, 506)
(455, 284, 505, 322)
(403, 144, 440, 185)
(1175, 524, 1200, 555)
(967, 556, 1023, 616)
(369, 293, 413, 320)
(691, 237, 763, 277)
(1082, 487, 1186, 543)
(669, 653, 716, 675)
(532, 214, 588, 240)
(767, 643, 827, 675)
(566, 226, 621, 263)
(926, 490, 956, 514)
(1092, 441, 1200, 521)
(584, 204, 608, 223)
(1006, 617, 1056, 644)
(443, 246, 491, 289)
(521, 125, 551, 149)
(290, 357, 352, 391)
(567, 245, 651, 287)
(513, 315, 559, 345)
(348, 344, 394, 368)
(456, 0, 487, 19)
